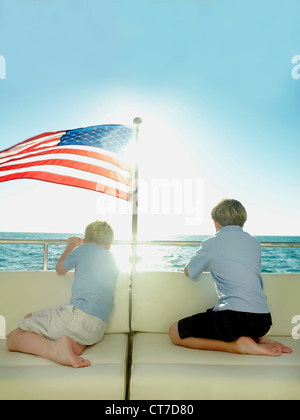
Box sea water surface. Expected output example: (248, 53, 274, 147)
(0, 232, 299, 273)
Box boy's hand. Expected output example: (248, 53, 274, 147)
(184, 266, 190, 277)
(56, 237, 83, 274)
(67, 236, 83, 249)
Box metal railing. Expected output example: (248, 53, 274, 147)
(0, 238, 299, 271)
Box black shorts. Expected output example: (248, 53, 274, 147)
(178, 308, 272, 342)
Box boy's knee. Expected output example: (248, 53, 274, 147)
(6, 330, 16, 351)
(6, 328, 23, 351)
(169, 322, 181, 345)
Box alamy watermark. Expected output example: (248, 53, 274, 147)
(96, 177, 205, 226)
(292, 315, 300, 339)
(291, 55, 300, 80)
(0, 55, 6, 79)
(0, 315, 6, 339)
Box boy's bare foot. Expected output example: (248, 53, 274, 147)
(256, 336, 293, 353)
(50, 336, 91, 368)
(72, 340, 87, 356)
(235, 336, 282, 357)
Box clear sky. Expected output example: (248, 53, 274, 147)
(0, 0, 299, 238)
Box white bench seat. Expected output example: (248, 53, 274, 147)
(129, 272, 300, 400)
(129, 333, 299, 399)
(0, 271, 130, 400)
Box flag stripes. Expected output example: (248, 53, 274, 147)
(0, 125, 133, 200)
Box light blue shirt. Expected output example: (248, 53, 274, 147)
(64, 243, 119, 322)
(186, 225, 270, 313)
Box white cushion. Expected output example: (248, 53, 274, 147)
(129, 333, 300, 400)
(0, 333, 128, 400)
(0, 271, 130, 399)
(0, 271, 130, 335)
(131, 271, 217, 333)
(131, 272, 300, 336)
(263, 274, 300, 336)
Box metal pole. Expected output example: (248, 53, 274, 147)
(43, 243, 48, 271)
(131, 117, 142, 273)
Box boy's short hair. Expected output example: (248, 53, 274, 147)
(84, 221, 114, 246)
(211, 199, 247, 227)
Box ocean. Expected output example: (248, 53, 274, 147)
(0, 232, 300, 273)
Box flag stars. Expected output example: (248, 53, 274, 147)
(58, 124, 133, 154)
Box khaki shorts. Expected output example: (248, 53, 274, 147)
(18, 304, 107, 345)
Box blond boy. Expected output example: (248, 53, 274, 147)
(7, 221, 118, 368)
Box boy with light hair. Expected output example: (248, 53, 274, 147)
(169, 199, 292, 356)
(84, 220, 114, 247)
(7, 221, 118, 368)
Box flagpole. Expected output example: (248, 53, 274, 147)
(131, 117, 142, 273)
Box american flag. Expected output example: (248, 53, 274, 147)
(0, 124, 133, 200)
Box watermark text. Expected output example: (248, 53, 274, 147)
(291, 55, 300, 80)
(96, 177, 205, 226)
(0, 55, 6, 79)
(291, 315, 300, 339)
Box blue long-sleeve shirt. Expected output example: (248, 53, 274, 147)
(186, 225, 270, 313)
